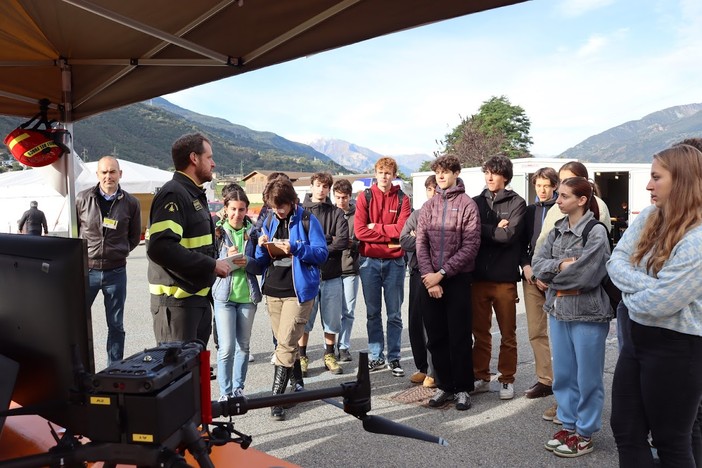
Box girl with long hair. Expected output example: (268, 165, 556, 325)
(532, 176, 614, 458)
(608, 145, 702, 467)
(212, 189, 262, 400)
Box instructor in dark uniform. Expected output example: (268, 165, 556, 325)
(147, 133, 231, 345)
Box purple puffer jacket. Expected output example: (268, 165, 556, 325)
(416, 179, 481, 277)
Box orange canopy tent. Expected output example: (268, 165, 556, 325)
(0, 1, 526, 465)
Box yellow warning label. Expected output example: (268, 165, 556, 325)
(132, 433, 154, 443)
(89, 396, 111, 405)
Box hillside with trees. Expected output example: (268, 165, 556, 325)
(0, 98, 347, 175)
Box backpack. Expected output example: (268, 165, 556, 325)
(363, 187, 406, 221)
(265, 209, 311, 238)
(554, 219, 622, 314)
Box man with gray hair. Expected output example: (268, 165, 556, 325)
(18, 200, 48, 236)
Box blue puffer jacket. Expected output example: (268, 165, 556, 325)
(212, 221, 263, 304)
(254, 205, 328, 303)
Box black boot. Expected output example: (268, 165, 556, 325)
(290, 358, 304, 392)
(271, 365, 291, 421)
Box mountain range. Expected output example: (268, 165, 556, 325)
(308, 138, 429, 175)
(559, 103, 702, 162)
(1, 99, 701, 175)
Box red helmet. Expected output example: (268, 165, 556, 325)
(4, 127, 68, 167)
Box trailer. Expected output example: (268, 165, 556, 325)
(411, 158, 652, 225)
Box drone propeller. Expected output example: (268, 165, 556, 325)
(323, 398, 448, 446)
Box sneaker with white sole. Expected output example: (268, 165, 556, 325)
(368, 358, 386, 372)
(553, 434, 593, 458)
(428, 389, 454, 407)
(232, 388, 244, 398)
(387, 359, 404, 377)
(471, 379, 490, 394)
(218, 394, 231, 402)
(499, 382, 514, 400)
(455, 391, 471, 411)
(248, 354, 254, 362)
(545, 429, 574, 451)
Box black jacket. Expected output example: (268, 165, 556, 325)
(18, 207, 47, 234)
(340, 202, 359, 276)
(76, 184, 141, 270)
(147, 172, 217, 307)
(520, 194, 558, 268)
(473, 188, 526, 283)
(302, 193, 349, 280)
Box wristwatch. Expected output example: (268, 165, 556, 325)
(439, 268, 446, 276)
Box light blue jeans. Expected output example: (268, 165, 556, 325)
(305, 277, 343, 334)
(339, 274, 359, 350)
(550, 315, 609, 437)
(358, 256, 405, 362)
(87, 267, 127, 366)
(214, 300, 257, 395)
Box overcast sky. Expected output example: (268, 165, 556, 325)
(166, 0, 702, 158)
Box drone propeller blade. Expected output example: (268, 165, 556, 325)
(361, 414, 448, 446)
(322, 398, 344, 410)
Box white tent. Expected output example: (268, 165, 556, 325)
(0, 156, 171, 234)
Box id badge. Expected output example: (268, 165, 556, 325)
(102, 217, 118, 230)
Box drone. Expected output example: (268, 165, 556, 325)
(0, 343, 446, 468)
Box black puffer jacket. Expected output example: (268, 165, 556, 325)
(302, 193, 349, 280)
(473, 188, 526, 283)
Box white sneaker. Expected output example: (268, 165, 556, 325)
(499, 382, 514, 400)
(218, 394, 230, 402)
(270, 353, 276, 365)
(232, 388, 244, 398)
(471, 379, 490, 394)
(248, 354, 255, 362)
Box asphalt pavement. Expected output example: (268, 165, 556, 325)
(90, 244, 621, 467)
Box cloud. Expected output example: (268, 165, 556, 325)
(166, 0, 702, 158)
(557, 0, 616, 18)
(577, 34, 609, 56)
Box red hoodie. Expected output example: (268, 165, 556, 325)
(354, 184, 411, 259)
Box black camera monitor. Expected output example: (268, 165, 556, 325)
(0, 234, 94, 423)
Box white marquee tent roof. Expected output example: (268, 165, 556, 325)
(0, 156, 171, 234)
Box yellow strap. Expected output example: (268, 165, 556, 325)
(149, 220, 183, 237)
(179, 233, 213, 249)
(6, 132, 30, 149)
(149, 284, 210, 299)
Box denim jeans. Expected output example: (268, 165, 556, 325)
(305, 277, 343, 334)
(339, 274, 359, 350)
(213, 300, 257, 395)
(549, 314, 609, 437)
(358, 256, 405, 362)
(87, 267, 127, 366)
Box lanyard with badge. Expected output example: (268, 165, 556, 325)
(102, 196, 119, 233)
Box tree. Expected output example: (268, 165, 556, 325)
(418, 159, 434, 172)
(440, 95, 533, 166)
(474, 95, 532, 157)
(446, 118, 506, 168)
